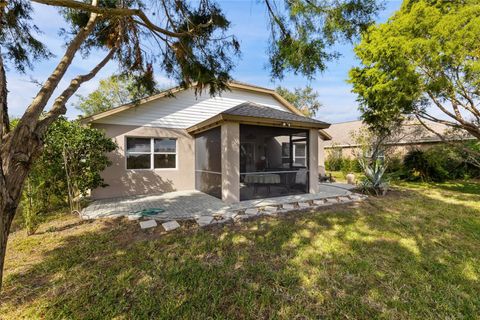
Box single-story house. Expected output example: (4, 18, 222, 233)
(321, 119, 474, 161)
(81, 81, 332, 203)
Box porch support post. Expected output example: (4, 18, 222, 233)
(221, 122, 240, 203)
(309, 129, 320, 194)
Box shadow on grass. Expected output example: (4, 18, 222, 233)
(1, 184, 480, 319)
(433, 180, 480, 195)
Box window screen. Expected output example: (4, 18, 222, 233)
(126, 137, 177, 169)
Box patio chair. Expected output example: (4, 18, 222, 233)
(319, 172, 335, 183)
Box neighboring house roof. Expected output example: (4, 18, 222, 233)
(187, 102, 331, 139)
(324, 119, 473, 148)
(80, 81, 305, 124)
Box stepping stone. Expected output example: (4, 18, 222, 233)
(236, 214, 251, 221)
(139, 220, 157, 229)
(127, 214, 142, 221)
(162, 220, 180, 232)
(263, 206, 278, 213)
(282, 203, 295, 210)
(325, 198, 338, 204)
(313, 199, 327, 206)
(245, 208, 258, 215)
(213, 217, 233, 225)
(224, 211, 239, 219)
(196, 216, 214, 227)
(339, 196, 352, 203)
(298, 202, 310, 208)
(350, 194, 366, 201)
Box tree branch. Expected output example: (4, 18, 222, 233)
(453, 67, 480, 118)
(0, 51, 9, 142)
(415, 114, 480, 168)
(264, 0, 288, 36)
(36, 47, 117, 135)
(16, 0, 100, 132)
(31, 0, 213, 38)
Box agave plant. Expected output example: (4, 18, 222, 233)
(358, 158, 389, 196)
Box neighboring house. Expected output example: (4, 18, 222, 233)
(81, 81, 332, 203)
(320, 119, 474, 162)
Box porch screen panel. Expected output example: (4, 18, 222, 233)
(195, 127, 222, 199)
(239, 124, 309, 201)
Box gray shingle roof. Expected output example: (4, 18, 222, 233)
(221, 102, 330, 127)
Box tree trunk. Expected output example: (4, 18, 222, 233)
(0, 198, 17, 289)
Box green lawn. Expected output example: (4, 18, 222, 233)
(1, 181, 480, 319)
(329, 170, 365, 183)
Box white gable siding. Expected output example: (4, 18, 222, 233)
(93, 87, 291, 128)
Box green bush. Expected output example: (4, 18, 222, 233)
(19, 117, 117, 234)
(403, 149, 447, 182)
(325, 154, 361, 173)
(403, 144, 480, 182)
(340, 158, 362, 175)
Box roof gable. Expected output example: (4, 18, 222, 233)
(81, 82, 304, 128)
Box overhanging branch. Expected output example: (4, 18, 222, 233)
(36, 44, 118, 136)
(31, 0, 213, 38)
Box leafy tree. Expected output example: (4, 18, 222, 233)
(349, 0, 480, 140)
(265, 0, 382, 78)
(21, 117, 117, 234)
(0, 0, 381, 289)
(276, 86, 322, 117)
(75, 75, 157, 116)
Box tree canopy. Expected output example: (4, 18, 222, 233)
(75, 75, 157, 116)
(265, 0, 382, 79)
(349, 0, 480, 139)
(276, 86, 322, 117)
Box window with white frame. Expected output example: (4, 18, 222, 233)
(126, 137, 177, 169)
(293, 142, 306, 166)
(281, 142, 307, 167)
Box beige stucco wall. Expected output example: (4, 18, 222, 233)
(91, 123, 195, 199)
(309, 129, 319, 193)
(324, 143, 443, 162)
(221, 122, 240, 203)
(318, 136, 326, 175)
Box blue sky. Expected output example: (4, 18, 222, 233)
(7, 0, 402, 123)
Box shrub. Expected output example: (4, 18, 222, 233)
(19, 117, 117, 234)
(340, 158, 362, 176)
(403, 149, 445, 182)
(385, 156, 403, 173)
(325, 148, 343, 171)
(403, 144, 480, 182)
(325, 151, 361, 173)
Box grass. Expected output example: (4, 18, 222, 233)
(1, 181, 480, 319)
(329, 170, 365, 183)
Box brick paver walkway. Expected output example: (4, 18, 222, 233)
(81, 183, 356, 221)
